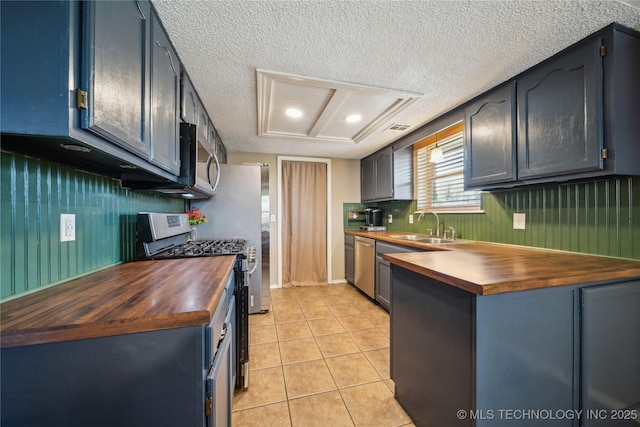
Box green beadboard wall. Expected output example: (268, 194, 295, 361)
(1, 151, 185, 299)
(344, 176, 640, 261)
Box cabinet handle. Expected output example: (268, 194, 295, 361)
(156, 41, 177, 76)
(135, 1, 146, 19)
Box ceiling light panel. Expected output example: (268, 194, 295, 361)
(317, 90, 410, 140)
(269, 81, 334, 136)
(257, 69, 422, 143)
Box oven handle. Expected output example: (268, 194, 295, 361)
(248, 259, 258, 277)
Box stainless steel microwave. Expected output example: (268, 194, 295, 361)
(124, 123, 220, 199)
(178, 122, 220, 198)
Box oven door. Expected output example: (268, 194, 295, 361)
(205, 323, 232, 427)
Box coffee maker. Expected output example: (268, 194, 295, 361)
(361, 207, 386, 231)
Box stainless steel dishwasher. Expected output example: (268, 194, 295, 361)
(354, 236, 375, 298)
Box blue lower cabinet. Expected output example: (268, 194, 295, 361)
(391, 266, 640, 427)
(206, 323, 233, 427)
(581, 281, 640, 426)
(1, 284, 237, 426)
(1, 327, 207, 426)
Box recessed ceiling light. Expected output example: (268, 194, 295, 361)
(285, 108, 302, 118)
(345, 114, 362, 123)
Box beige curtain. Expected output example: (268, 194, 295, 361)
(282, 161, 327, 286)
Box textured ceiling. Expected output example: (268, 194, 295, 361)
(151, 0, 640, 160)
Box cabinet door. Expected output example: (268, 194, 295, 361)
(81, 0, 150, 156)
(345, 244, 354, 284)
(465, 81, 516, 188)
(181, 71, 198, 125)
(216, 137, 228, 164)
(206, 324, 232, 427)
(198, 103, 209, 144)
(374, 147, 393, 200)
(517, 37, 603, 180)
(376, 256, 390, 311)
(149, 11, 180, 174)
(581, 281, 640, 426)
(210, 121, 227, 165)
(361, 155, 375, 202)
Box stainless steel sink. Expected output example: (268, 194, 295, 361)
(388, 234, 456, 244)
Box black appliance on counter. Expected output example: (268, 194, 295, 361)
(136, 212, 252, 391)
(361, 207, 386, 231)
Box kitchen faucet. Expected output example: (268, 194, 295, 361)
(417, 211, 443, 236)
(426, 211, 439, 236)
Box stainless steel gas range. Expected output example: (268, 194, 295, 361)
(136, 212, 252, 391)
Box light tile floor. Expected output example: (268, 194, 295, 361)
(232, 283, 415, 427)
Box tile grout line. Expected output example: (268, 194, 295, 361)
(236, 285, 403, 426)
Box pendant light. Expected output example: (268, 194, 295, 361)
(430, 144, 443, 163)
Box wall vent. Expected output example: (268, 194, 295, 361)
(386, 123, 411, 132)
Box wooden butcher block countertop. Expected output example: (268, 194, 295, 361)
(345, 230, 640, 295)
(0, 256, 236, 348)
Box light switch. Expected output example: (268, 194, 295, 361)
(60, 213, 76, 242)
(409, 215, 414, 224)
(513, 213, 526, 230)
(388, 214, 393, 223)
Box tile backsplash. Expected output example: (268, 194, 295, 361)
(345, 176, 640, 260)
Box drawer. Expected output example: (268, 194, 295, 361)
(376, 241, 424, 256)
(205, 288, 228, 367)
(345, 234, 355, 246)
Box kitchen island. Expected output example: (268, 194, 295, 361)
(1, 256, 237, 427)
(369, 236, 640, 427)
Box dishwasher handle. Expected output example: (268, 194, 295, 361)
(355, 236, 375, 247)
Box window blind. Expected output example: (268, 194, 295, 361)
(414, 122, 481, 211)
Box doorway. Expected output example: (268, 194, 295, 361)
(277, 157, 332, 287)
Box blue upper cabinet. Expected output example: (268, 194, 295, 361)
(517, 37, 603, 180)
(181, 70, 199, 125)
(0, 1, 182, 182)
(1, 1, 78, 138)
(360, 155, 376, 202)
(149, 9, 180, 174)
(360, 146, 413, 202)
(464, 81, 517, 188)
(81, 1, 151, 158)
(464, 24, 640, 190)
(374, 148, 394, 201)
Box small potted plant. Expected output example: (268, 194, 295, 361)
(186, 207, 207, 240)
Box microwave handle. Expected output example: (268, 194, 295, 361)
(206, 152, 221, 193)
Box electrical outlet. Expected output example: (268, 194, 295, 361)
(409, 214, 414, 224)
(513, 213, 526, 230)
(60, 213, 76, 242)
(388, 214, 393, 223)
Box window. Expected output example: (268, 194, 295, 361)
(414, 122, 481, 211)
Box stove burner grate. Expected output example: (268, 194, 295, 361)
(153, 238, 247, 259)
